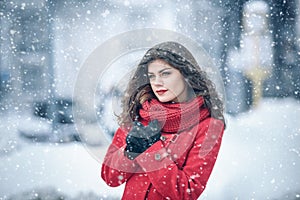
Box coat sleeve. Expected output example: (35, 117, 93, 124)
(136, 118, 225, 200)
(101, 127, 139, 187)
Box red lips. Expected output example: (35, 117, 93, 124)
(156, 89, 167, 95)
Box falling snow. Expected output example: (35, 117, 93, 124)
(0, 0, 300, 199)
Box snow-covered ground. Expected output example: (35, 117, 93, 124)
(0, 97, 300, 199)
(201, 97, 300, 200)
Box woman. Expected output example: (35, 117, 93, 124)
(101, 41, 225, 200)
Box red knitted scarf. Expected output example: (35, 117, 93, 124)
(139, 96, 210, 133)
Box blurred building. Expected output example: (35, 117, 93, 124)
(0, 0, 53, 107)
(266, 0, 300, 99)
(219, 0, 300, 114)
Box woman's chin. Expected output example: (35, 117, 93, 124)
(156, 96, 176, 103)
(156, 97, 170, 103)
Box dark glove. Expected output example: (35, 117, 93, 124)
(124, 120, 161, 160)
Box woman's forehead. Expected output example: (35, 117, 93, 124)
(147, 60, 173, 72)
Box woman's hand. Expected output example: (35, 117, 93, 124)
(124, 120, 161, 160)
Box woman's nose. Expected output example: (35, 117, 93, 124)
(152, 76, 163, 85)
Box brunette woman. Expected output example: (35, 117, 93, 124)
(101, 41, 225, 200)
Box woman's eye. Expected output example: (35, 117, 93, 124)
(161, 71, 171, 77)
(148, 74, 155, 80)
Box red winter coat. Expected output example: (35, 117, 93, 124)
(101, 97, 225, 200)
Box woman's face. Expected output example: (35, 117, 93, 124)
(148, 59, 188, 103)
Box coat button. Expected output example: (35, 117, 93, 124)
(160, 136, 166, 141)
(154, 153, 161, 161)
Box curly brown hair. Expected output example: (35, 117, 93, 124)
(118, 41, 225, 127)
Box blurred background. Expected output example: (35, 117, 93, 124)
(0, 0, 300, 199)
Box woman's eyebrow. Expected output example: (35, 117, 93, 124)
(158, 67, 172, 73)
(148, 67, 172, 74)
